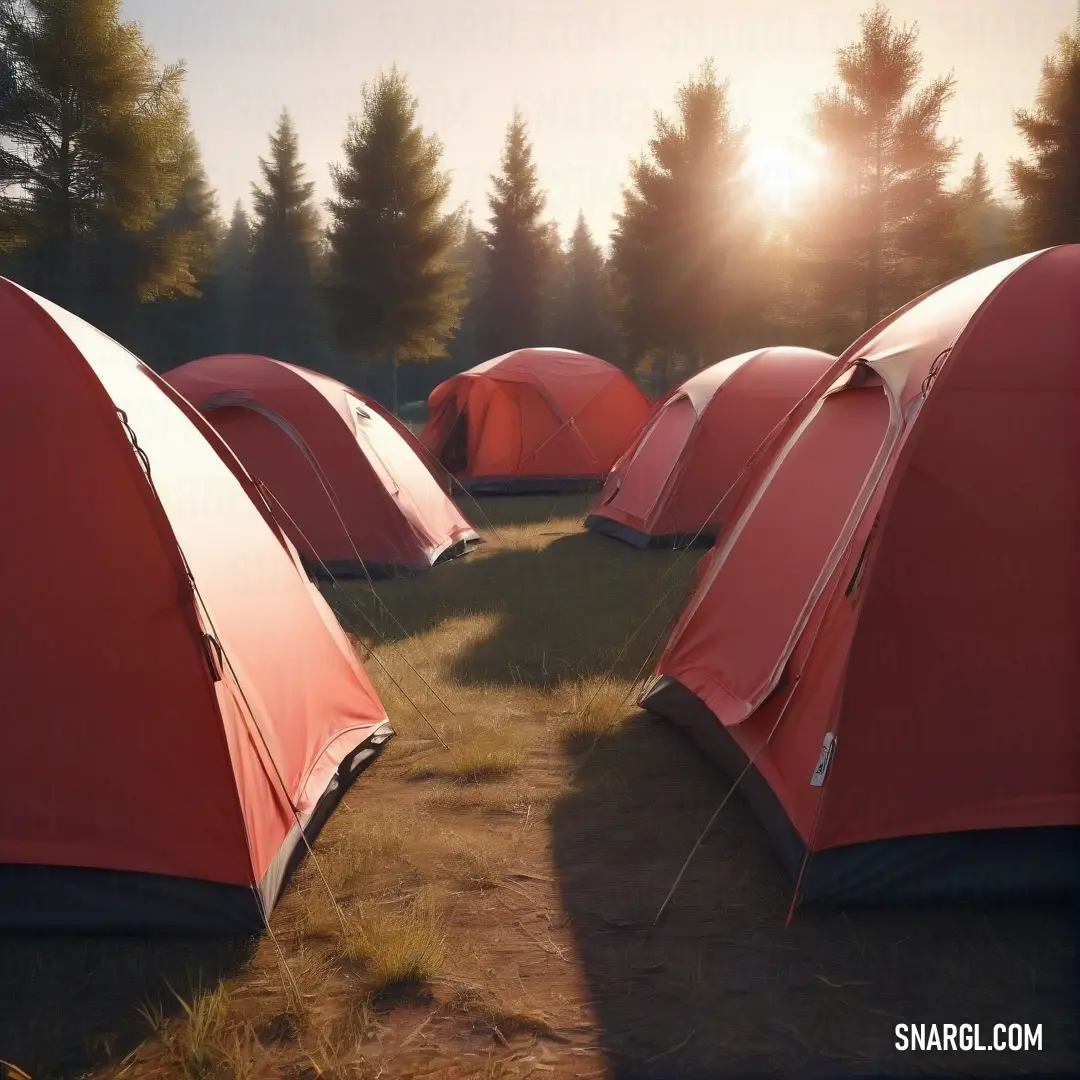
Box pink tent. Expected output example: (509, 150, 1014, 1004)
(587, 347, 835, 547)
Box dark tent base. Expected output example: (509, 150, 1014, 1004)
(301, 535, 482, 582)
(0, 721, 395, 933)
(584, 513, 717, 550)
(460, 475, 603, 496)
(641, 676, 1080, 905)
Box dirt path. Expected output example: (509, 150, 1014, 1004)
(2, 496, 1076, 1078)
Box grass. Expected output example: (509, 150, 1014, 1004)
(138, 984, 230, 1080)
(0, 498, 702, 1078)
(437, 833, 508, 890)
(422, 778, 540, 816)
(215, 1025, 259, 1080)
(7, 494, 1073, 1079)
(342, 889, 447, 995)
(450, 984, 561, 1042)
(407, 733, 526, 784)
(558, 675, 634, 747)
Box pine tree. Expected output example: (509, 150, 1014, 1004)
(445, 215, 488, 371)
(798, 3, 959, 339)
(0, 0, 198, 324)
(216, 201, 254, 351)
(932, 153, 1018, 277)
(248, 109, 326, 365)
(538, 218, 565, 345)
(325, 66, 464, 414)
(1010, 14, 1080, 248)
(554, 213, 620, 360)
(477, 109, 551, 357)
(128, 136, 224, 368)
(610, 60, 753, 389)
(62, 112, 220, 343)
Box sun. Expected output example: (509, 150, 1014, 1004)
(743, 137, 825, 214)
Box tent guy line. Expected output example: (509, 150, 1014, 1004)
(258, 484, 453, 751)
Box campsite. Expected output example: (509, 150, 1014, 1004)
(2, 0, 1080, 1077)
(2, 486, 1076, 1076)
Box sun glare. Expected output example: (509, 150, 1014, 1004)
(744, 138, 825, 214)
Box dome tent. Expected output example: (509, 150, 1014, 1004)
(421, 348, 652, 494)
(643, 248, 1080, 905)
(0, 281, 393, 931)
(166, 354, 480, 578)
(586, 347, 836, 548)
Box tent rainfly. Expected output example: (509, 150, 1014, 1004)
(644, 247, 1080, 904)
(166, 354, 481, 578)
(0, 282, 394, 931)
(586, 346, 836, 548)
(421, 348, 652, 494)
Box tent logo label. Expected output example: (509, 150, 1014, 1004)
(810, 732, 836, 787)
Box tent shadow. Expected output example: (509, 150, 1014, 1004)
(0, 933, 256, 1078)
(549, 712, 1080, 1077)
(457, 492, 597, 530)
(449, 531, 698, 688)
(331, 526, 701, 691)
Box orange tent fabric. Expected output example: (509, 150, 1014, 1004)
(421, 348, 652, 493)
(0, 281, 393, 931)
(166, 355, 480, 578)
(586, 347, 836, 548)
(643, 247, 1080, 904)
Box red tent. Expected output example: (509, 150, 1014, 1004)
(643, 247, 1080, 904)
(0, 281, 393, 931)
(166, 354, 480, 578)
(586, 347, 836, 547)
(421, 348, 652, 493)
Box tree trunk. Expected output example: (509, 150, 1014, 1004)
(866, 230, 880, 327)
(388, 340, 398, 416)
(866, 109, 884, 327)
(59, 123, 77, 313)
(655, 353, 668, 397)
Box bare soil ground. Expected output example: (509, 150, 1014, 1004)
(2, 495, 1077, 1079)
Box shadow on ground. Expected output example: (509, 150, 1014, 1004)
(550, 714, 1080, 1077)
(0, 935, 255, 1077)
(455, 492, 596, 530)
(333, 499, 703, 690)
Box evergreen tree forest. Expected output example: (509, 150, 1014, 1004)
(1, 0, 1077, 411)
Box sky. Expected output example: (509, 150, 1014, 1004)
(123, 0, 1078, 244)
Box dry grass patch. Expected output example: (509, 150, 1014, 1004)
(284, 810, 414, 940)
(557, 677, 633, 748)
(214, 1024, 261, 1080)
(408, 738, 526, 784)
(449, 984, 562, 1044)
(303, 1004, 377, 1080)
(139, 983, 231, 1079)
(423, 779, 539, 816)
(342, 889, 447, 996)
(277, 944, 341, 1024)
(437, 833, 508, 890)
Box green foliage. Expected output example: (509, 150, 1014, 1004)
(445, 215, 489, 370)
(537, 218, 565, 345)
(931, 154, 1018, 280)
(0, 0, 205, 328)
(477, 109, 552, 356)
(1010, 15, 1080, 248)
(124, 139, 224, 370)
(551, 212, 621, 362)
(610, 60, 756, 387)
(215, 200, 254, 352)
(248, 108, 326, 365)
(325, 65, 465, 409)
(796, 3, 959, 338)
(0, 2, 1057, 394)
